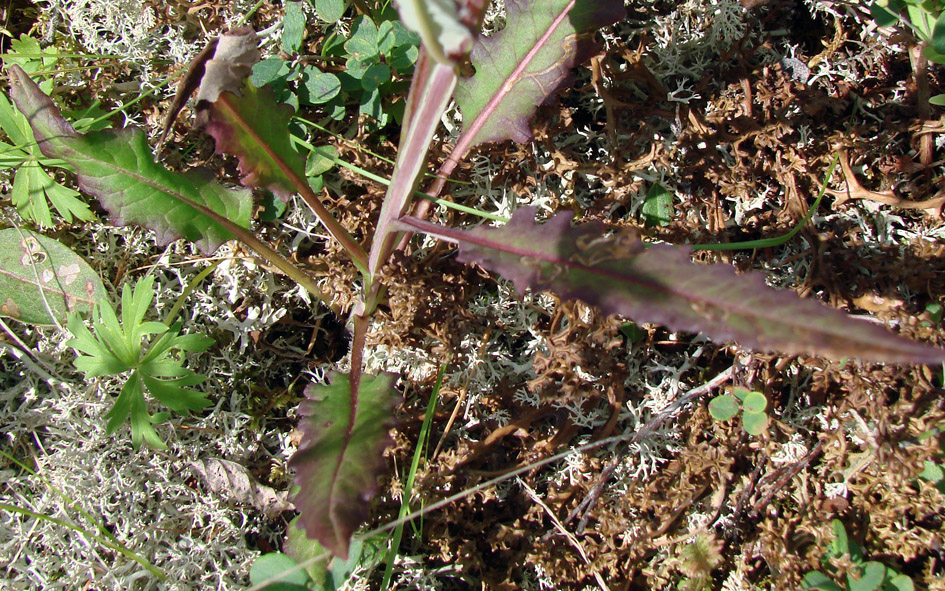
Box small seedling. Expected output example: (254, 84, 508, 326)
(802, 519, 915, 591)
(67, 275, 214, 449)
(641, 181, 674, 227)
(708, 387, 769, 436)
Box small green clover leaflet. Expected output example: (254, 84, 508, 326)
(67, 276, 213, 449)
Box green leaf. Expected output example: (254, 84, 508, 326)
(302, 67, 342, 104)
(828, 519, 850, 558)
(251, 57, 292, 87)
(708, 395, 740, 421)
(885, 573, 915, 591)
(360, 63, 391, 91)
(396, 0, 473, 64)
(848, 562, 887, 591)
(311, 0, 345, 23)
(3, 34, 60, 79)
(9, 66, 253, 254)
(378, 20, 420, 55)
(198, 81, 307, 203)
(283, 1, 307, 54)
(68, 275, 213, 449)
(284, 516, 329, 585)
(306, 145, 338, 176)
(801, 571, 843, 591)
(908, 3, 935, 41)
(388, 44, 419, 72)
(0, 229, 106, 325)
(250, 553, 311, 591)
(400, 209, 945, 365)
(619, 321, 647, 344)
(920, 459, 944, 482)
(742, 390, 767, 414)
(933, 11, 945, 54)
(345, 16, 379, 63)
(870, 1, 902, 27)
(0, 91, 93, 225)
(642, 182, 674, 227)
(742, 411, 768, 436)
(289, 372, 399, 559)
(327, 535, 385, 587)
(454, 0, 625, 147)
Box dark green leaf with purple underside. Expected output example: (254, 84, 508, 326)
(289, 372, 400, 559)
(8, 65, 253, 254)
(454, 0, 625, 147)
(398, 208, 945, 365)
(198, 82, 306, 202)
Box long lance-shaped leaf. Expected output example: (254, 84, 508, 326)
(365, 52, 457, 282)
(289, 371, 399, 559)
(9, 65, 252, 254)
(454, 0, 624, 148)
(398, 209, 945, 365)
(193, 29, 368, 270)
(9, 65, 333, 306)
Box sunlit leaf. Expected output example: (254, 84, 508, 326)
(290, 372, 399, 558)
(399, 208, 945, 365)
(0, 228, 106, 325)
(454, 0, 624, 146)
(9, 66, 253, 254)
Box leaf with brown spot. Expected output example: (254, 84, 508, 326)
(0, 228, 106, 325)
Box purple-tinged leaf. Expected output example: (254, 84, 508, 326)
(190, 28, 369, 269)
(198, 82, 305, 202)
(454, 0, 624, 148)
(366, 53, 457, 280)
(290, 372, 399, 559)
(9, 66, 252, 253)
(398, 208, 945, 365)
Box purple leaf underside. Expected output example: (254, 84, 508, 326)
(439, 208, 945, 365)
(199, 83, 307, 202)
(454, 0, 625, 147)
(289, 372, 399, 559)
(8, 66, 252, 254)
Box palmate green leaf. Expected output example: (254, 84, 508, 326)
(0, 229, 106, 326)
(289, 372, 399, 559)
(68, 276, 213, 449)
(8, 65, 252, 254)
(0, 91, 93, 225)
(454, 0, 625, 147)
(399, 208, 945, 365)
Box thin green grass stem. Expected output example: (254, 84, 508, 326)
(163, 260, 222, 325)
(292, 116, 472, 187)
(690, 153, 840, 251)
(0, 502, 165, 579)
(380, 364, 444, 590)
(289, 134, 507, 222)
